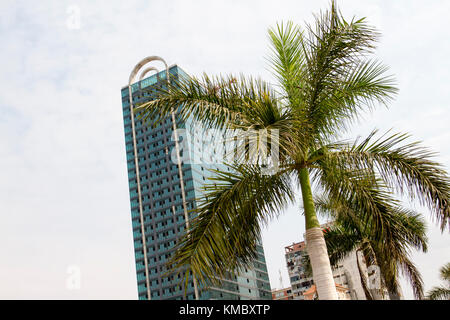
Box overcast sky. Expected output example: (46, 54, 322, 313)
(0, 0, 449, 299)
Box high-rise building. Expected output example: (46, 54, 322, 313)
(121, 64, 271, 300)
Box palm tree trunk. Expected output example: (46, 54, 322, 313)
(299, 167, 338, 300)
(355, 249, 373, 300)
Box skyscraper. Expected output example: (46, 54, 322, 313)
(121, 64, 271, 300)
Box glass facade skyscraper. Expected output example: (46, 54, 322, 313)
(121, 65, 271, 300)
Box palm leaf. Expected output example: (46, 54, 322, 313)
(315, 187, 428, 299)
(267, 21, 306, 107)
(299, 2, 396, 141)
(168, 164, 295, 287)
(440, 263, 450, 281)
(329, 130, 450, 230)
(426, 263, 450, 300)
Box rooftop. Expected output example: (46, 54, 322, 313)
(285, 241, 306, 254)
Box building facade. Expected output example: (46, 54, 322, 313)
(302, 284, 351, 300)
(271, 287, 294, 300)
(121, 65, 271, 300)
(284, 236, 366, 300)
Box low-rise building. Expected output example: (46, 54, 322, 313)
(285, 235, 367, 299)
(303, 284, 351, 300)
(271, 287, 294, 300)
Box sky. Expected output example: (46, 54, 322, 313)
(0, 0, 449, 299)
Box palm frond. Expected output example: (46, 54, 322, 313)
(322, 225, 361, 266)
(135, 74, 241, 130)
(440, 263, 450, 281)
(298, 1, 397, 141)
(363, 209, 427, 300)
(136, 74, 307, 162)
(168, 164, 295, 287)
(329, 130, 450, 231)
(314, 185, 428, 299)
(426, 286, 450, 300)
(398, 255, 425, 300)
(136, 74, 280, 128)
(426, 262, 450, 300)
(313, 156, 396, 240)
(267, 21, 306, 107)
(387, 207, 428, 253)
(314, 60, 397, 136)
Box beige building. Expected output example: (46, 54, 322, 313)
(303, 284, 351, 300)
(271, 287, 294, 300)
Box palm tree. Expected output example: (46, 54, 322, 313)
(136, 1, 450, 299)
(314, 188, 428, 300)
(427, 263, 450, 300)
